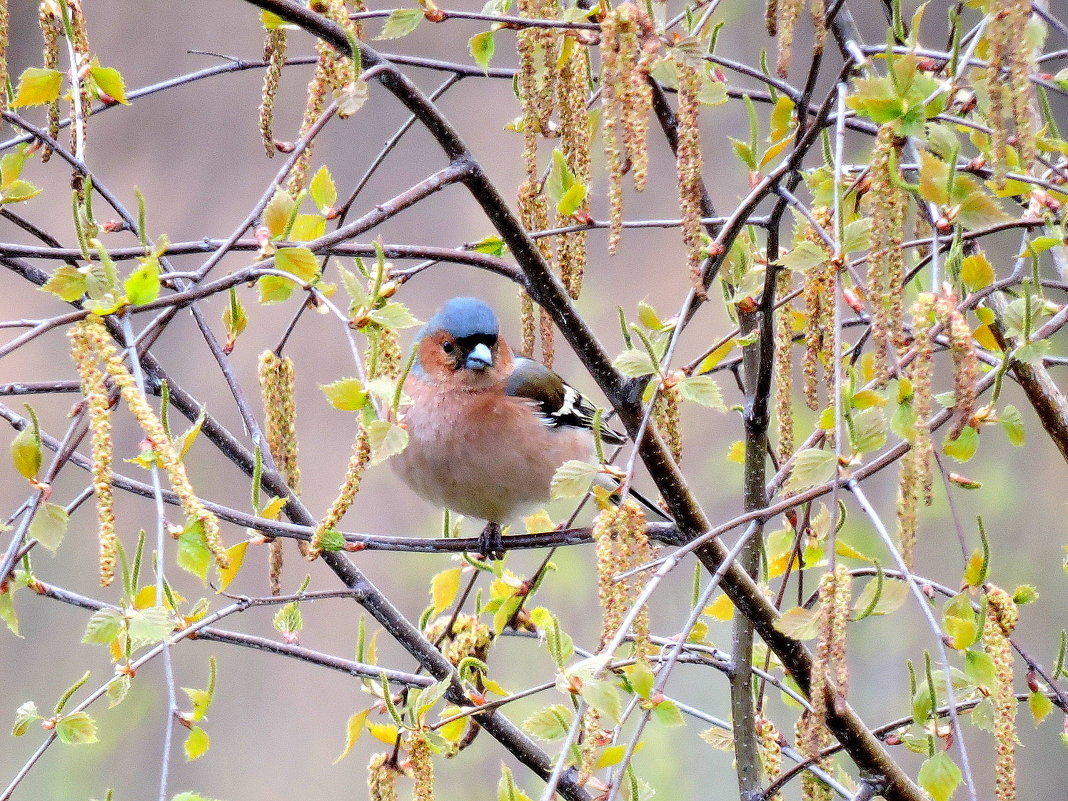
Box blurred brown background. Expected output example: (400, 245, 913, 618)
(1, 2, 1066, 800)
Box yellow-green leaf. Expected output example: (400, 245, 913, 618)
(216, 540, 248, 591)
(29, 503, 68, 552)
(184, 726, 210, 761)
(334, 708, 369, 762)
(309, 165, 337, 213)
(124, 257, 161, 306)
(961, 253, 994, 292)
(376, 8, 423, 39)
(918, 752, 962, 801)
(42, 265, 88, 302)
(321, 378, 367, 411)
(275, 247, 319, 282)
(10, 425, 41, 480)
(263, 190, 295, 238)
(470, 30, 496, 72)
(431, 567, 462, 615)
(55, 711, 98, 745)
(365, 419, 409, 464)
(89, 61, 130, 105)
(549, 459, 599, 499)
(773, 607, 819, 640)
(12, 68, 63, 107)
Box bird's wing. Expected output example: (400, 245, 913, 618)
(505, 357, 625, 444)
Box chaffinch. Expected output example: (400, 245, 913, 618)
(393, 297, 624, 559)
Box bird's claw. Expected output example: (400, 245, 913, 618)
(478, 522, 505, 561)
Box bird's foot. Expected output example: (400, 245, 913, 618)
(478, 522, 505, 561)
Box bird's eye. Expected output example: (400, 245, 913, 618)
(441, 341, 455, 354)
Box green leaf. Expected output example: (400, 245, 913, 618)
(321, 378, 367, 411)
(365, 419, 409, 464)
(942, 425, 979, 462)
(849, 407, 887, 453)
(651, 698, 686, 727)
(89, 61, 130, 105)
(273, 601, 302, 637)
(469, 30, 496, 72)
(549, 459, 599, 499)
(125, 257, 161, 306)
(0, 588, 19, 637)
(376, 8, 423, 39)
(521, 705, 572, 740)
(29, 503, 68, 552)
(955, 190, 1010, 231)
(183, 687, 211, 722)
(10, 425, 41, 480)
(275, 247, 319, 282)
(414, 678, 450, 718)
(11, 68, 63, 107)
(918, 149, 950, 205)
(107, 676, 130, 708)
(636, 301, 663, 331)
(623, 661, 655, 699)
(963, 650, 997, 689)
(841, 218, 872, 253)
(497, 764, 533, 801)
(368, 301, 421, 329)
(783, 448, 836, 493)
(317, 528, 346, 551)
(942, 593, 978, 650)
(1028, 689, 1054, 725)
(861, 579, 908, 616)
(42, 265, 88, 301)
(55, 711, 98, 745)
(471, 235, 506, 257)
(999, 404, 1024, 446)
(82, 608, 124, 644)
(730, 138, 756, 170)
(546, 149, 575, 207)
(0, 150, 27, 188)
(556, 182, 587, 217)
(177, 521, 211, 583)
(183, 725, 210, 760)
(1012, 584, 1038, 605)
(257, 274, 294, 304)
(12, 701, 39, 736)
(1020, 236, 1062, 257)
(128, 606, 174, 647)
(677, 375, 725, 409)
(918, 752, 962, 801)
(2, 180, 43, 204)
(773, 607, 820, 640)
(579, 676, 622, 722)
(779, 240, 828, 272)
(613, 349, 656, 377)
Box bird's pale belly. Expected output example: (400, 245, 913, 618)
(392, 405, 593, 524)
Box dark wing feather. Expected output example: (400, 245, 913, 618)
(506, 357, 625, 444)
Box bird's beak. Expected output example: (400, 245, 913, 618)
(465, 342, 493, 370)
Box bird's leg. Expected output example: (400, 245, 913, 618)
(478, 521, 505, 561)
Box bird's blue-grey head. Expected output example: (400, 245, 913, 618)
(417, 297, 499, 372)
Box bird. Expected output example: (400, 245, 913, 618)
(392, 296, 626, 559)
